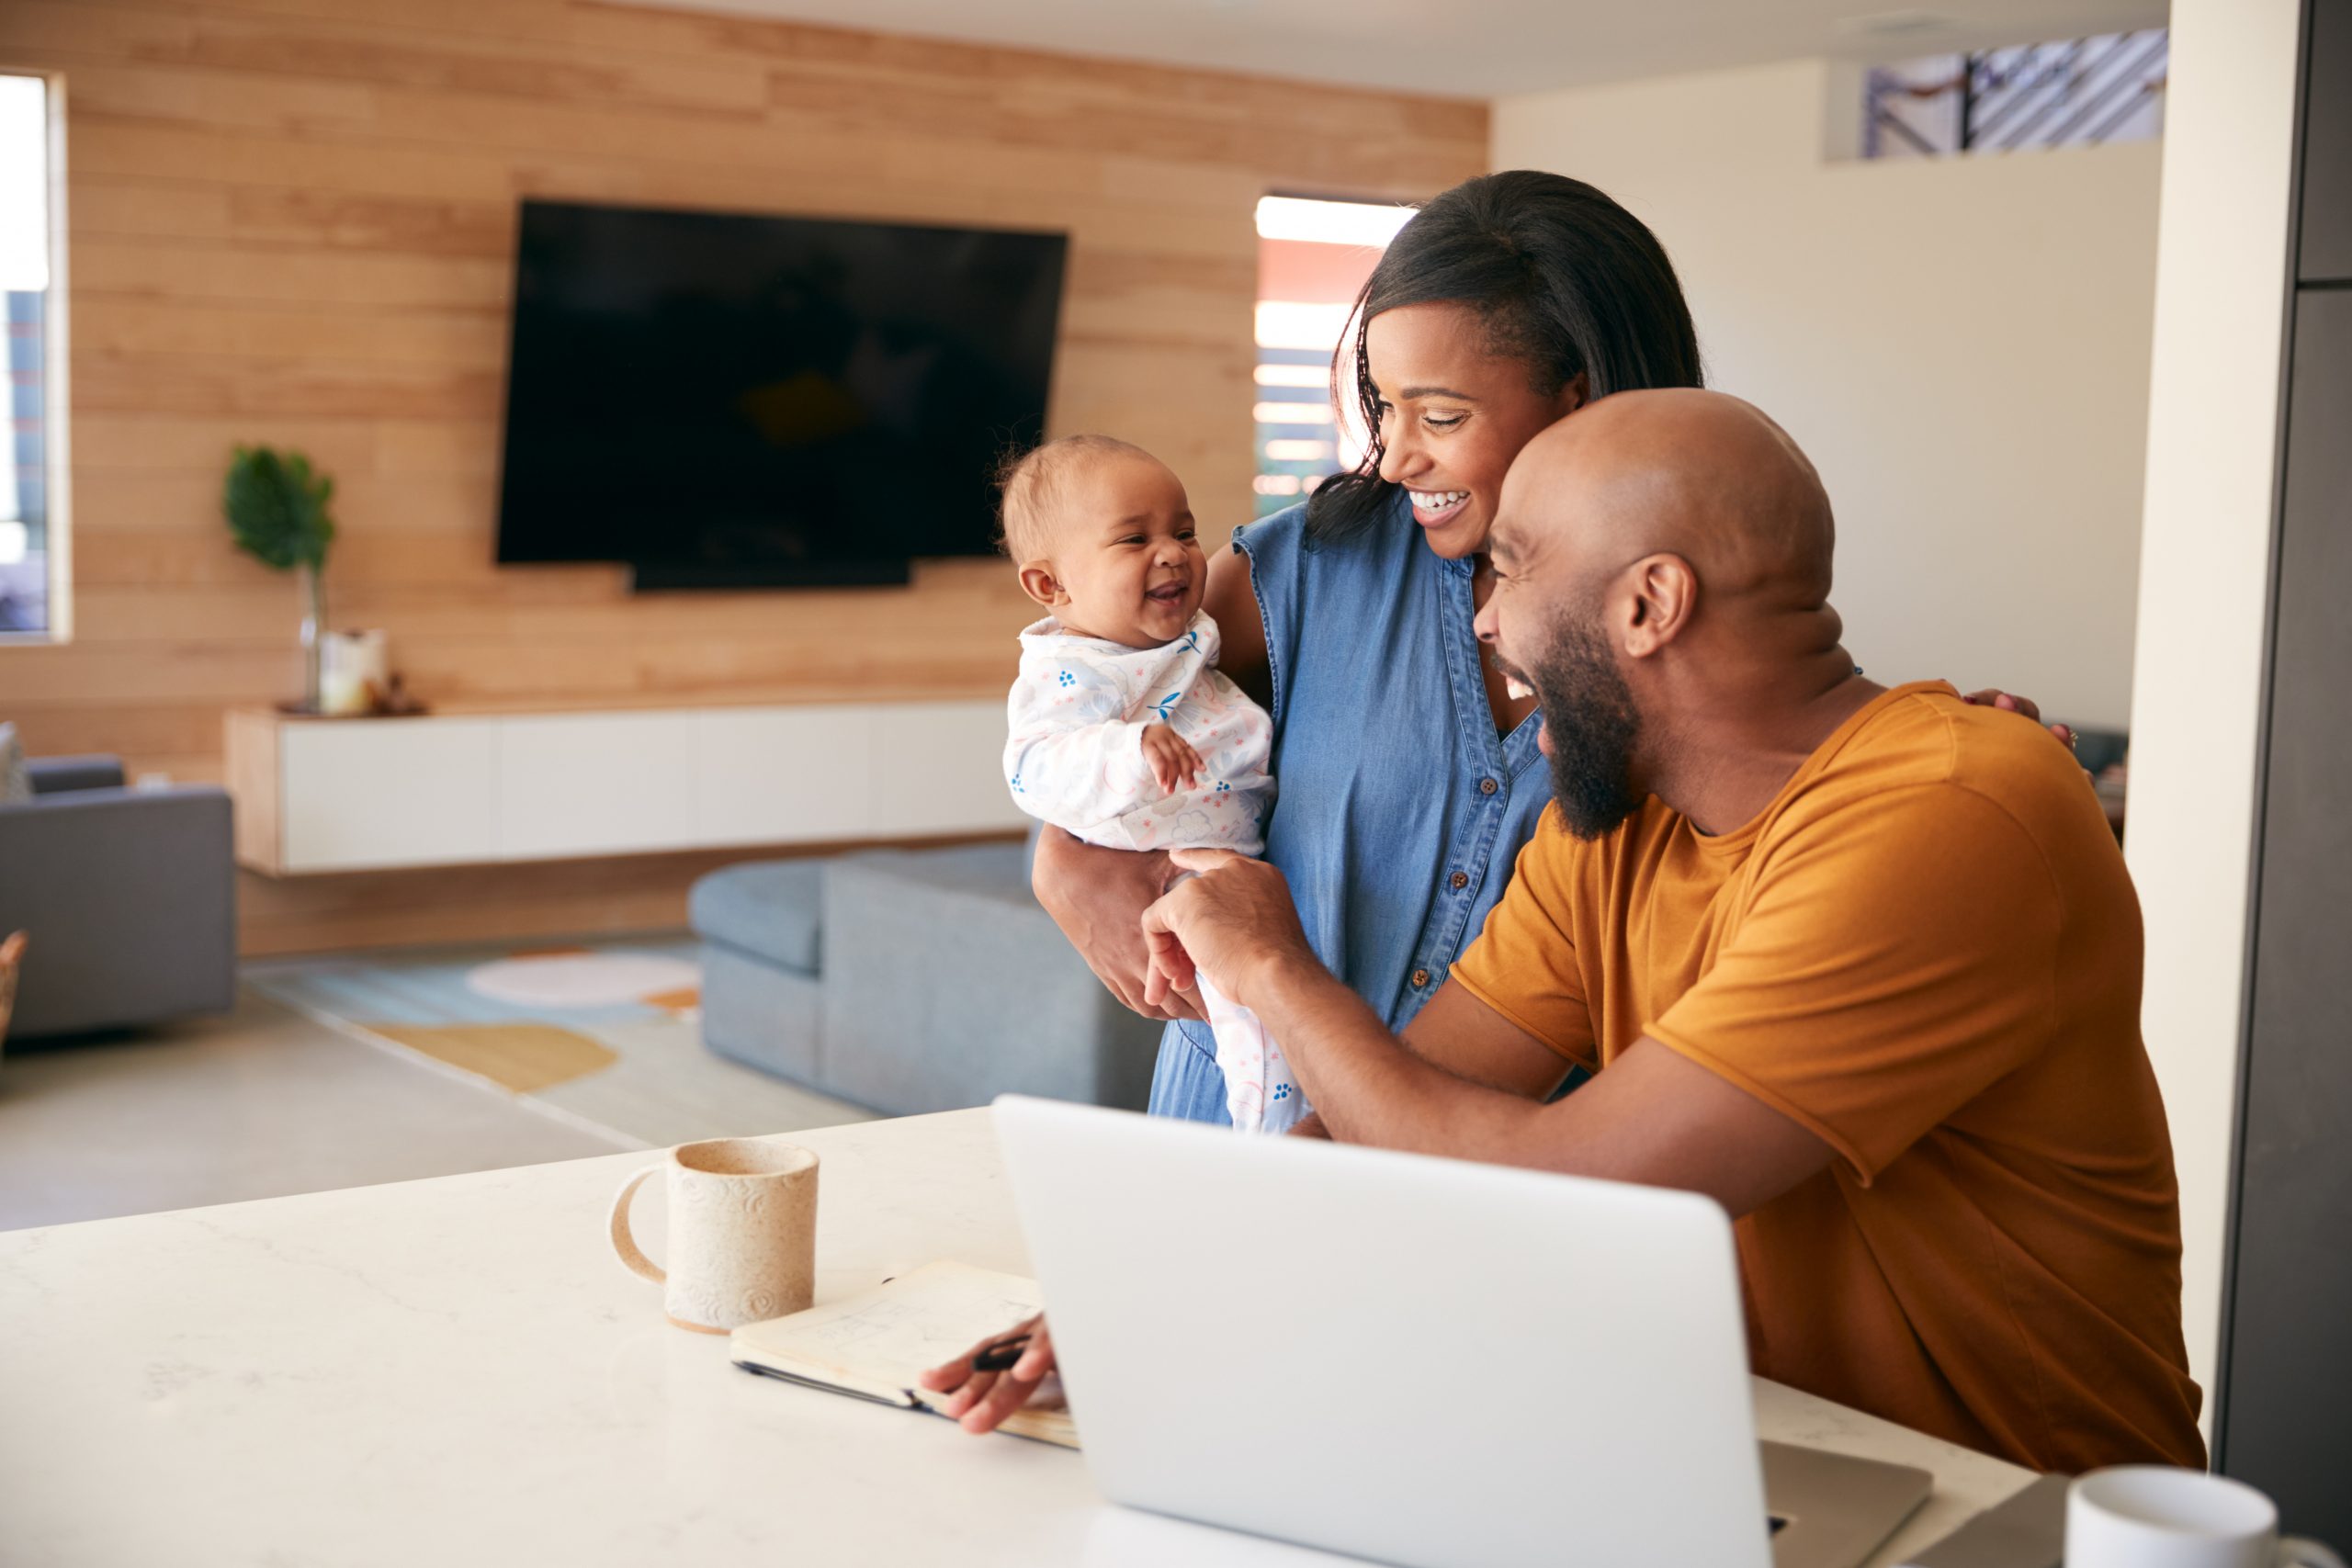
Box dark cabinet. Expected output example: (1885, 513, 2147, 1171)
(2224, 289, 2352, 1540)
(2303, 0, 2352, 281)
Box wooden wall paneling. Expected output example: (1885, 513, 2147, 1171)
(74, 298, 511, 369)
(11, 699, 242, 759)
(233, 833, 1024, 957)
(0, 0, 1487, 953)
(223, 705, 281, 872)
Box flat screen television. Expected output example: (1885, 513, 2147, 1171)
(495, 199, 1068, 590)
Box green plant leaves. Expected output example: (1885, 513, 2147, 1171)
(222, 446, 336, 572)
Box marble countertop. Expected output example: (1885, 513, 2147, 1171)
(0, 1108, 2033, 1566)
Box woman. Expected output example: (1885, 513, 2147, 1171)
(1035, 168, 2059, 1125)
(930, 169, 2062, 1432)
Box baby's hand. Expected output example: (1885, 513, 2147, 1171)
(1141, 724, 1204, 795)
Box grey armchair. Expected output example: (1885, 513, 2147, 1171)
(0, 755, 237, 1040)
(692, 837, 1161, 1116)
(818, 844, 1161, 1114)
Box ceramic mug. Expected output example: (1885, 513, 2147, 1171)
(608, 1137, 819, 1333)
(2066, 1467, 2346, 1568)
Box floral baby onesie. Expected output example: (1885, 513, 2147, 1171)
(1004, 611, 1303, 1131)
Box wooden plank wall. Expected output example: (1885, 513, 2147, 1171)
(0, 0, 1486, 953)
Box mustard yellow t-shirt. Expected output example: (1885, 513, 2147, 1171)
(1450, 682, 2204, 1472)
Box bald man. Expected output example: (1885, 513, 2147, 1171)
(1121, 390, 2205, 1473)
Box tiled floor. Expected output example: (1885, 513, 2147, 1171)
(0, 987, 621, 1232)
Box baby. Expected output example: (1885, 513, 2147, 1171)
(998, 434, 1303, 1133)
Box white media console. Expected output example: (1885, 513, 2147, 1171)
(224, 699, 1023, 875)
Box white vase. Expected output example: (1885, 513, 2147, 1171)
(318, 628, 389, 717)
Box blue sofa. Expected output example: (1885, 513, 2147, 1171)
(0, 755, 237, 1040)
(690, 837, 1161, 1116)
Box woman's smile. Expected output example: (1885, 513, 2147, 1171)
(1408, 488, 1472, 528)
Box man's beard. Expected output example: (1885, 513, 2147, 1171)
(1524, 604, 1645, 841)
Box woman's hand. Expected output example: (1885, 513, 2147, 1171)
(1961, 689, 2077, 753)
(918, 1314, 1062, 1435)
(1031, 827, 1203, 1022)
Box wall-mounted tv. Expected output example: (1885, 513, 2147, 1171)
(495, 199, 1068, 590)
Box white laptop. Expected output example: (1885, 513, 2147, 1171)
(991, 1095, 1931, 1568)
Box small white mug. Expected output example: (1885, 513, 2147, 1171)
(2066, 1467, 2346, 1568)
(608, 1136, 819, 1334)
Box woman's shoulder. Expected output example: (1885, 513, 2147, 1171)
(1233, 486, 1419, 583)
(1228, 499, 1308, 577)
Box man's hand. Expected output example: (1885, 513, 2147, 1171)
(1287, 1110, 1332, 1139)
(917, 1314, 1063, 1435)
(1140, 724, 1204, 795)
(1140, 849, 1319, 1013)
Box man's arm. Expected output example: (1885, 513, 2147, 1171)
(1286, 985, 1557, 1139)
(1398, 979, 1575, 1100)
(1144, 852, 1834, 1220)
(1250, 961, 1831, 1219)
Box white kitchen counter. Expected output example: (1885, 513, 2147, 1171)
(0, 1109, 2034, 1566)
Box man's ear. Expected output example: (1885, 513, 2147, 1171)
(1622, 554, 1696, 659)
(1017, 560, 1065, 612)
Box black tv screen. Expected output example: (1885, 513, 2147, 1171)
(495, 199, 1068, 589)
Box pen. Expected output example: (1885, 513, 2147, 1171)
(973, 1333, 1032, 1372)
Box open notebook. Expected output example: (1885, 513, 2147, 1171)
(729, 1260, 1079, 1449)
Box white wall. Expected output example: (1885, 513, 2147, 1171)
(1493, 61, 2159, 728)
(2122, 0, 2303, 1428)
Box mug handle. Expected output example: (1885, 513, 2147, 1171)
(608, 1164, 666, 1284)
(2279, 1540, 2348, 1568)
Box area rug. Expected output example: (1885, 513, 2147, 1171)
(365, 1023, 617, 1096)
(245, 936, 870, 1149)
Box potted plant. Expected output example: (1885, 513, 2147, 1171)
(222, 446, 337, 714)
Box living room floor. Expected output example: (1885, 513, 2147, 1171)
(243, 933, 867, 1149)
(2, 934, 880, 1234)
(0, 987, 623, 1231)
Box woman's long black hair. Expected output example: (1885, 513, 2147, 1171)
(1306, 170, 1703, 542)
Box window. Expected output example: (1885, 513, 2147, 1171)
(1863, 30, 2167, 159)
(1, 73, 62, 639)
(1253, 196, 1414, 519)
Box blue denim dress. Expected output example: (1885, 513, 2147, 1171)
(1147, 491, 1554, 1123)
